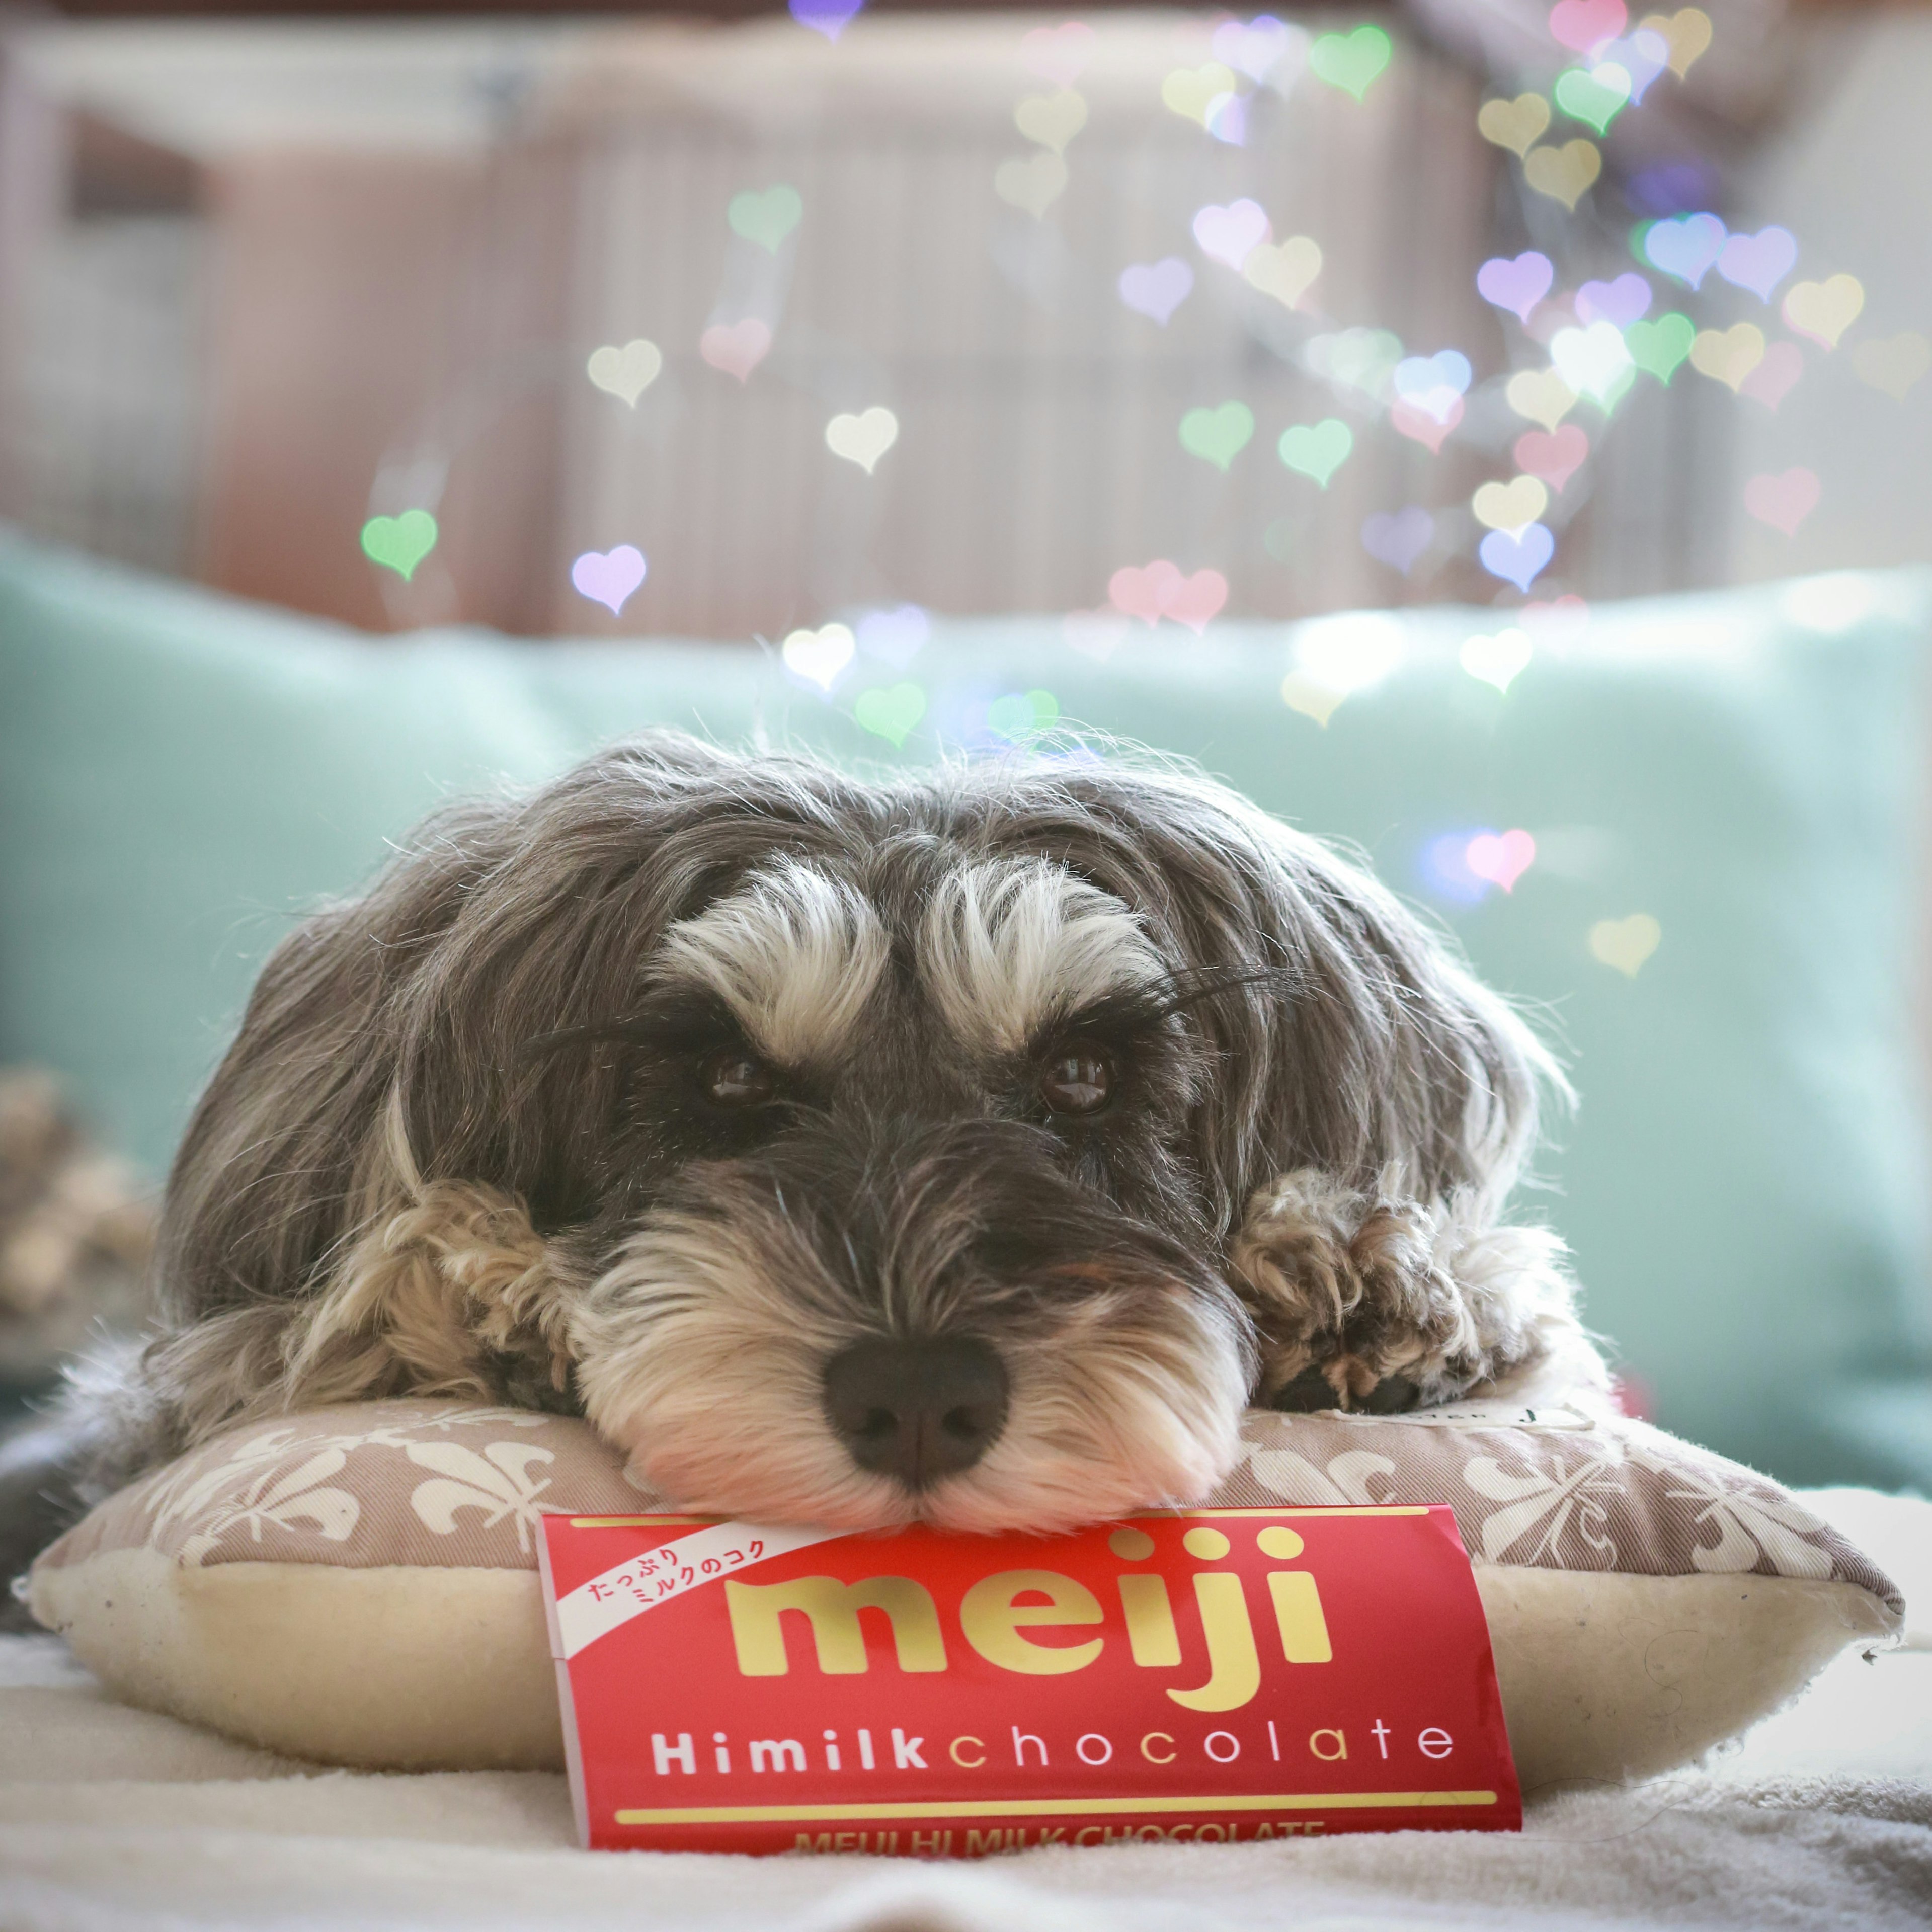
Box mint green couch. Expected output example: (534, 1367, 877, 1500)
(4, 526, 1928, 1487)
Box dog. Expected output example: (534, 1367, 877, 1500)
(1, 734, 1605, 1606)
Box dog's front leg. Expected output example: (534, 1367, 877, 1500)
(1228, 1169, 1595, 1413)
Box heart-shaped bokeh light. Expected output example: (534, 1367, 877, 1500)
(1524, 140, 1601, 211)
(571, 544, 647, 616)
(854, 682, 927, 746)
(1019, 20, 1096, 88)
(1590, 913, 1662, 976)
(1782, 275, 1864, 350)
(782, 622, 857, 690)
(1179, 401, 1256, 471)
(1477, 251, 1554, 323)
(1308, 24, 1391, 100)
(1477, 93, 1551, 157)
(586, 339, 663, 407)
(1460, 629, 1534, 694)
(1192, 198, 1271, 271)
(1118, 258, 1194, 325)
(789, 0, 864, 40)
(1360, 507, 1435, 575)
(699, 319, 773, 382)
(1743, 467, 1821, 537)
(1479, 523, 1556, 591)
(1278, 418, 1354, 488)
(825, 407, 900, 474)
(1575, 273, 1651, 329)
(727, 185, 803, 253)
(1466, 828, 1537, 892)
(359, 509, 438, 581)
(1243, 237, 1323, 309)
(1715, 226, 1798, 303)
(1513, 424, 1590, 492)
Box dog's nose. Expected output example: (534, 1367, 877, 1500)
(822, 1337, 1009, 1487)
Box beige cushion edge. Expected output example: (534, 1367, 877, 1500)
(31, 1550, 1894, 1784)
(30, 1548, 565, 1772)
(1473, 1562, 1895, 1788)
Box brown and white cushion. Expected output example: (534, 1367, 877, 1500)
(27, 1399, 1902, 1789)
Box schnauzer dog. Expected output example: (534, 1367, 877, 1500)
(2, 735, 1604, 1599)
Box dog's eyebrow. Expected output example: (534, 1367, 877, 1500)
(520, 985, 744, 1062)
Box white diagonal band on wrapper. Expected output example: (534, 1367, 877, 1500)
(554, 1520, 844, 1658)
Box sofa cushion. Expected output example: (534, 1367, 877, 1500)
(2, 528, 1929, 1479)
(27, 1399, 1903, 1786)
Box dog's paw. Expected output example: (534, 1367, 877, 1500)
(1227, 1169, 1582, 1412)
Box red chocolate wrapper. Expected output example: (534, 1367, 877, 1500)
(538, 1504, 1521, 1856)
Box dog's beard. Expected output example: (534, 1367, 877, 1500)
(569, 1157, 1254, 1534)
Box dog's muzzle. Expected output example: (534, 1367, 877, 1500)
(821, 1335, 1011, 1486)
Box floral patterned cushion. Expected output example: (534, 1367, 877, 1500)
(33, 1398, 1903, 1607)
(26, 1399, 1903, 1783)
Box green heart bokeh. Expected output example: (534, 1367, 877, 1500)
(728, 184, 804, 253)
(1179, 402, 1257, 472)
(987, 688, 1061, 742)
(1626, 313, 1697, 384)
(1278, 419, 1354, 489)
(1308, 25, 1392, 101)
(359, 510, 438, 582)
(1554, 65, 1630, 137)
(854, 682, 927, 746)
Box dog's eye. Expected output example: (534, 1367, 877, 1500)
(1040, 1049, 1112, 1117)
(699, 1049, 775, 1107)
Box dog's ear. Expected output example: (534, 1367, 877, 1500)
(964, 761, 1564, 1215)
(149, 733, 804, 1431)
(968, 762, 1595, 1410)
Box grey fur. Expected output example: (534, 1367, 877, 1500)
(3, 734, 1603, 1597)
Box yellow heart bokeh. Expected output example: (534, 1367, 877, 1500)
(1280, 672, 1347, 728)
(1242, 237, 1323, 310)
(1472, 477, 1549, 533)
(1477, 93, 1550, 158)
(1162, 63, 1239, 128)
(1851, 332, 1931, 401)
(825, 407, 900, 474)
(1638, 9, 1713, 78)
(1014, 89, 1088, 155)
(993, 152, 1068, 219)
(1505, 368, 1579, 433)
(1523, 140, 1601, 211)
(1589, 914, 1662, 978)
(1782, 275, 1865, 350)
(1689, 323, 1766, 392)
(586, 339, 663, 407)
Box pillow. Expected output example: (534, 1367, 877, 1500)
(3, 530, 1930, 1488)
(27, 1399, 1902, 1791)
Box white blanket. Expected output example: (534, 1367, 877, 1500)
(3, 1490, 1929, 1932)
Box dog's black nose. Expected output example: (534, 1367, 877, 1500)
(822, 1337, 1009, 1487)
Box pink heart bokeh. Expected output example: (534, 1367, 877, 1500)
(1743, 467, 1821, 537)
(699, 319, 773, 383)
(1391, 396, 1462, 453)
(1739, 341, 1804, 411)
(1466, 828, 1537, 893)
(1548, 0, 1626, 55)
(1019, 20, 1095, 88)
(571, 544, 648, 616)
(1107, 560, 1229, 635)
(1513, 424, 1590, 492)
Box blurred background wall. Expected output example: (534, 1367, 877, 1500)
(1, 2, 1924, 643)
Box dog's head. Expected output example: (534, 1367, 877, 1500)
(156, 736, 1554, 1532)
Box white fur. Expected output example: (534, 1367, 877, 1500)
(657, 860, 888, 1064)
(919, 857, 1163, 1056)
